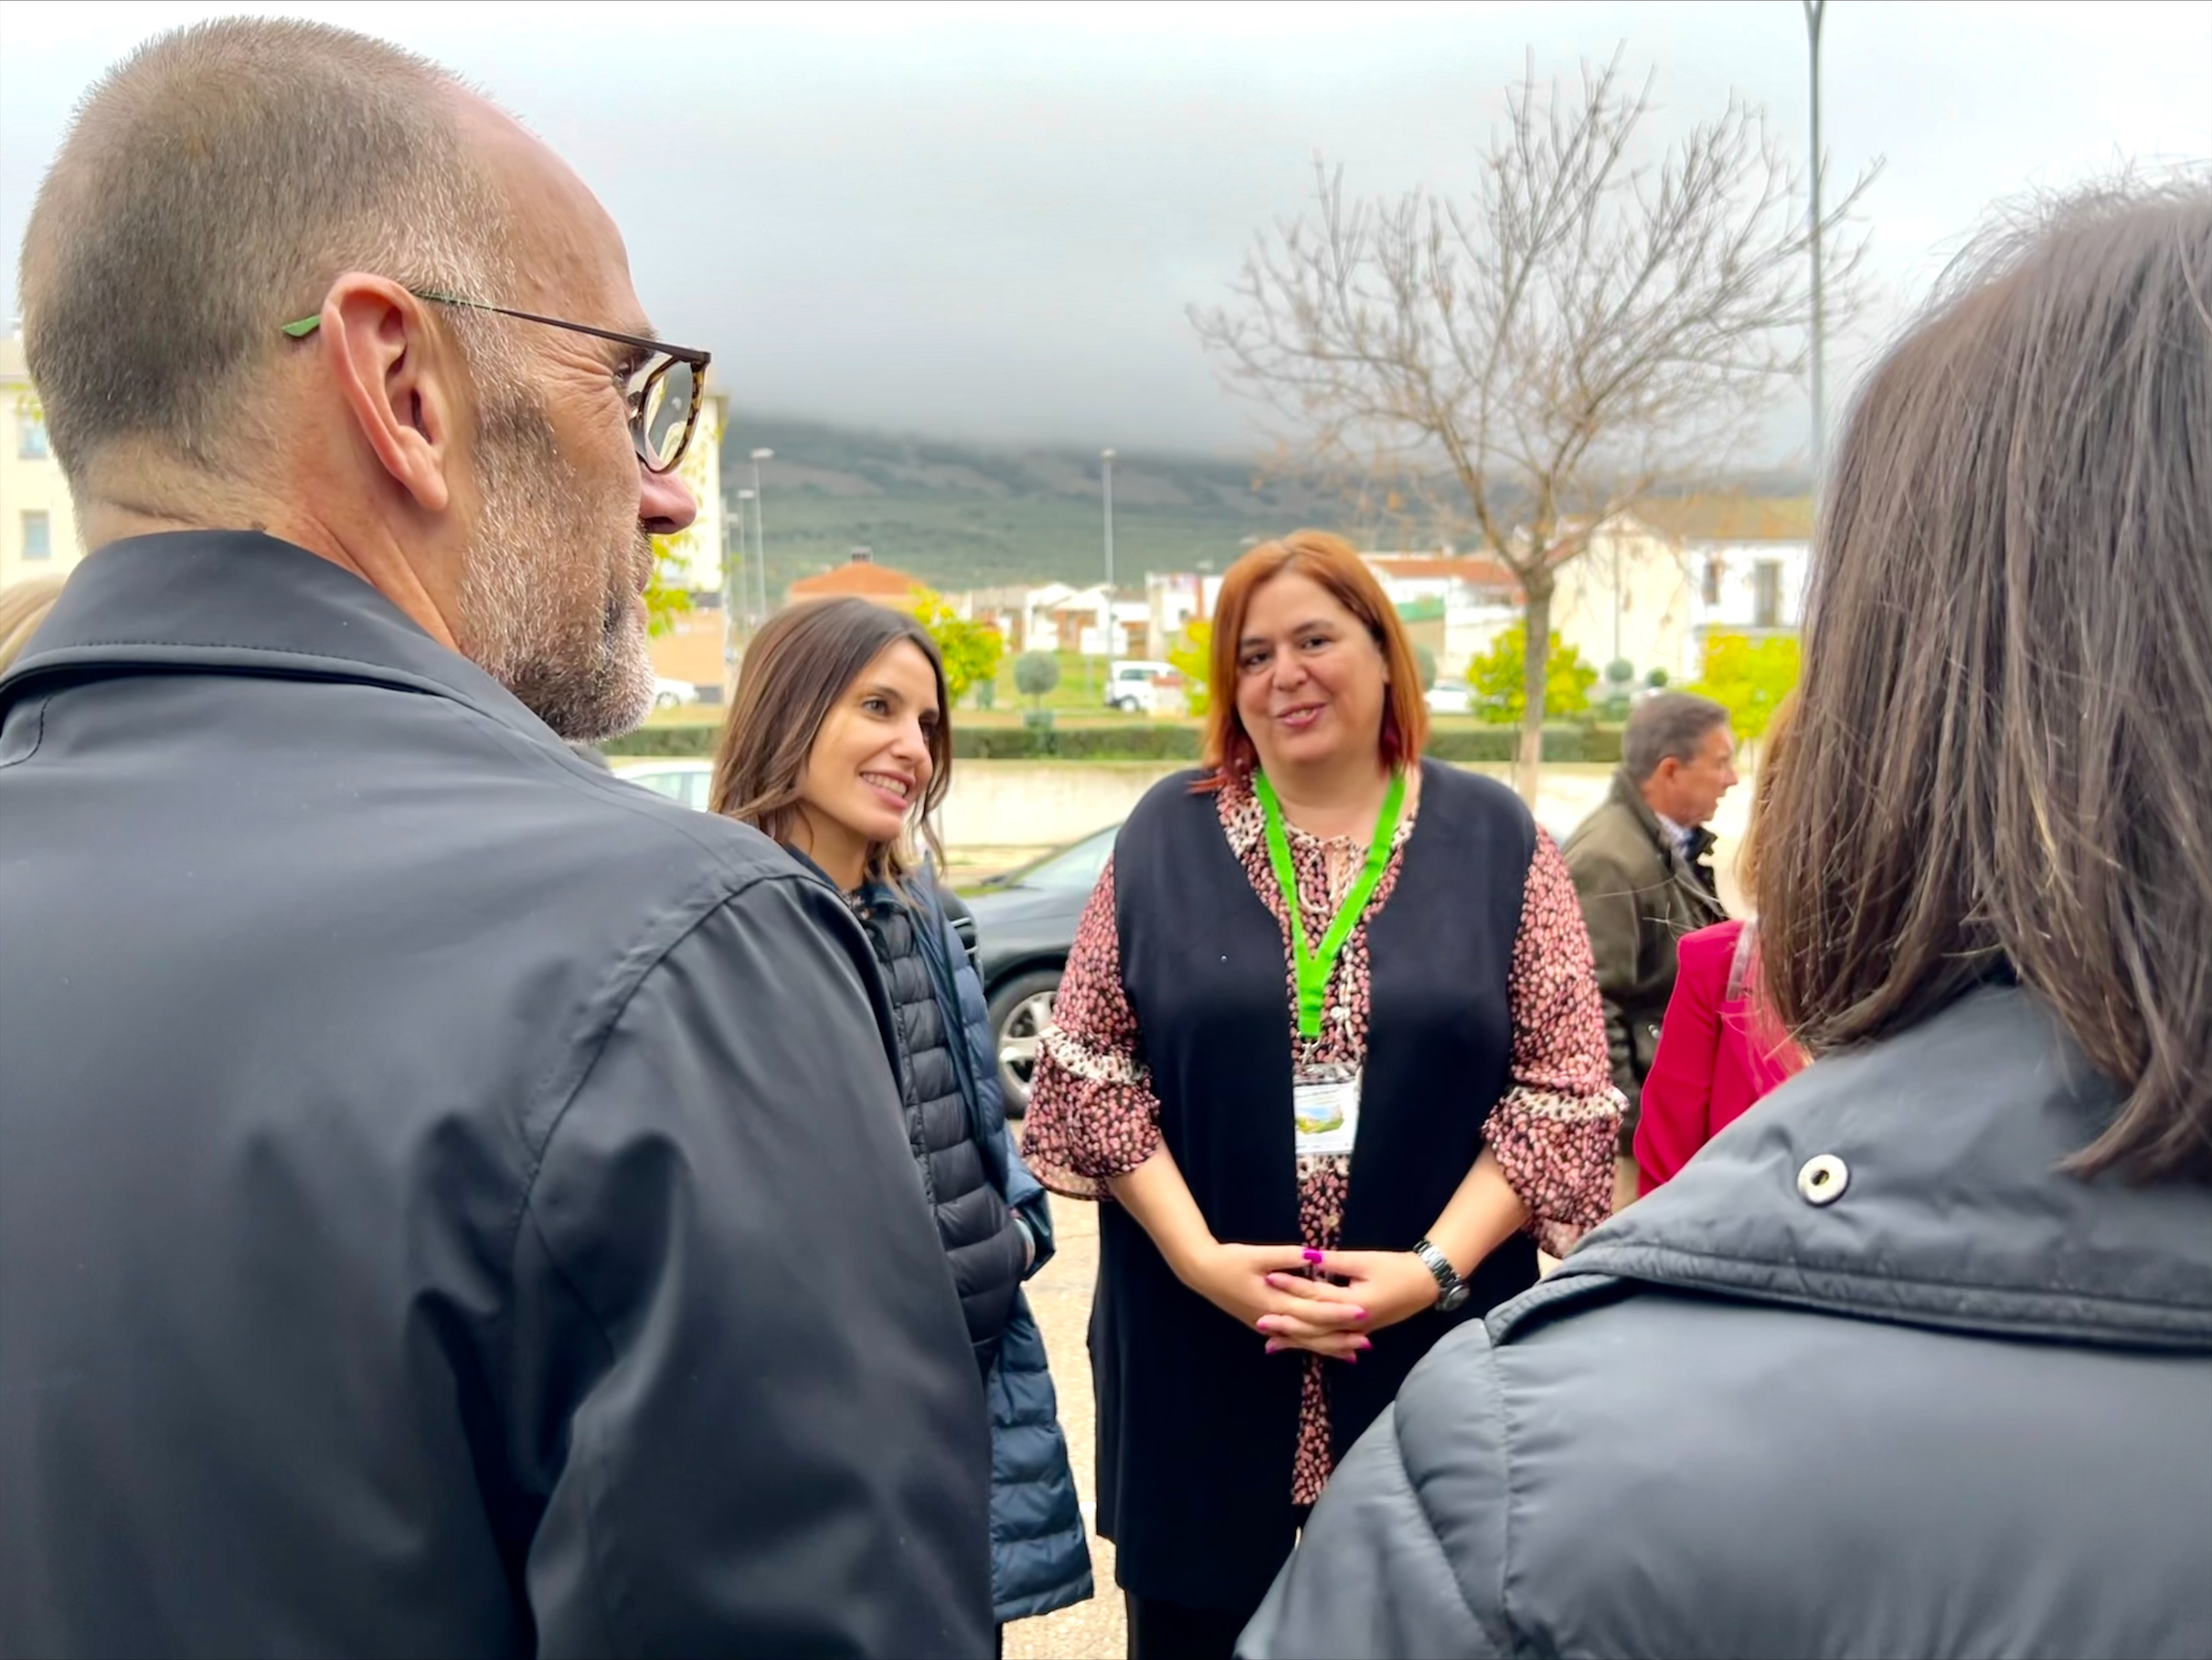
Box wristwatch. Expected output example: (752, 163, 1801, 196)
(1411, 1238, 1470, 1314)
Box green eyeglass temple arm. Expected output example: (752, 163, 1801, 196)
(279, 292, 707, 377)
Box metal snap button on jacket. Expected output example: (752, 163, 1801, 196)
(1797, 1154, 1849, 1205)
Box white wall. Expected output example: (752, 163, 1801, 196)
(1, 337, 83, 590)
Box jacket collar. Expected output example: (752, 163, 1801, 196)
(1514, 985, 2212, 1351)
(1608, 767, 1708, 857)
(0, 530, 562, 755)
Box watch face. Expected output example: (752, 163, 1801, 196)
(1438, 1283, 1471, 1313)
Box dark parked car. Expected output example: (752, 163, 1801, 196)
(960, 825, 1118, 1115)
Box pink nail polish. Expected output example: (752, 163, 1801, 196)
(1346, 1352, 1359, 1365)
(1352, 1307, 1368, 1323)
(1303, 1249, 1324, 1264)
(1256, 1317, 1272, 1333)
(1356, 1336, 1373, 1352)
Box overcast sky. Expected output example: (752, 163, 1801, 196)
(3, 0, 2207, 460)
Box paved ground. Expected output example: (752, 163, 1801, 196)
(999, 1172, 1580, 1657)
(1001, 1195, 1123, 1659)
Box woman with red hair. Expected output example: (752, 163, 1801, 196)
(1022, 531, 1618, 1658)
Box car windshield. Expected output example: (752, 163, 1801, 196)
(996, 825, 1117, 893)
(625, 768, 711, 810)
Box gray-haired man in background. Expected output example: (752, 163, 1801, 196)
(1561, 692, 1738, 1208)
(0, 19, 988, 1656)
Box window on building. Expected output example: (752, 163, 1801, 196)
(22, 511, 52, 561)
(1702, 557, 1722, 607)
(17, 410, 48, 461)
(1753, 560, 1782, 629)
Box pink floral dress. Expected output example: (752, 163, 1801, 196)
(1021, 770, 1620, 1504)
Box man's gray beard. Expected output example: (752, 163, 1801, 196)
(456, 387, 655, 744)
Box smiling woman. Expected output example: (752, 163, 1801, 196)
(1020, 529, 1620, 1657)
(709, 597, 953, 889)
(708, 594, 1096, 1635)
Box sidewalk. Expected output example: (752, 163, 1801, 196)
(1002, 1197, 1123, 1658)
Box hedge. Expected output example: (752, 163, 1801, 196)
(1428, 725, 1623, 765)
(601, 720, 1622, 766)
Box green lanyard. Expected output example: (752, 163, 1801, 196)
(1253, 768, 1407, 1041)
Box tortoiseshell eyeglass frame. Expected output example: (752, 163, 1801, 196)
(282, 289, 711, 474)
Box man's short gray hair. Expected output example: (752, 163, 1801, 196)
(1623, 691, 1731, 782)
(17, 18, 513, 486)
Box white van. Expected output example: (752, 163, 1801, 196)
(1104, 660, 1183, 716)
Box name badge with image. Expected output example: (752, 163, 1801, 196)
(1292, 1067, 1361, 1157)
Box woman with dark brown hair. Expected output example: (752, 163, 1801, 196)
(711, 598, 1092, 1639)
(1245, 182, 2212, 1660)
(1021, 531, 1618, 1658)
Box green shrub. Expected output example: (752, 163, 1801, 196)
(1426, 724, 1622, 765)
(949, 724, 1203, 762)
(601, 718, 1613, 768)
(602, 725, 718, 758)
(1014, 652, 1062, 708)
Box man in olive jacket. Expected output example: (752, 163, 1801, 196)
(0, 21, 989, 1657)
(1561, 694, 1735, 1178)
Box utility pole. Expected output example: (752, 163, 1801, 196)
(1804, 0, 1828, 474)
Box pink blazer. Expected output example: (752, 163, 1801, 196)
(1633, 919, 1803, 1197)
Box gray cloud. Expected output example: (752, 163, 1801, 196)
(4, 0, 2207, 459)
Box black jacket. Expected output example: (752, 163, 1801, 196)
(846, 877, 1027, 1370)
(1561, 770, 1727, 1137)
(0, 534, 994, 1658)
(1243, 985, 2212, 1658)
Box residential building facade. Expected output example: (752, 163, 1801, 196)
(1, 334, 82, 592)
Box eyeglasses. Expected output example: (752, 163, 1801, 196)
(282, 289, 712, 474)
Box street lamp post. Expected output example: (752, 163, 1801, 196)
(1804, 0, 1828, 473)
(732, 488, 757, 633)
(1101, 448, 1117, 594)
(750, 449, 774, 621)
(1101, 449, 1117, 677)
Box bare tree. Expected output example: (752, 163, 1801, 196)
(1193, 50, 1876, 802)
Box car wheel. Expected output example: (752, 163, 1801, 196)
(986, 967, 1062, 1118)
(653, 691, 683, 712)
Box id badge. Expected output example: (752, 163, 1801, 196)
(1292, 1065, 1361, 1156)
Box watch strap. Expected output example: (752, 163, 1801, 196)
(1411, 1237, 1466, 1307)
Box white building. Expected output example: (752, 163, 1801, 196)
(648, 390, 726, 595)
(0, 333, 728, 613)
(1537, 500, 1811, 686)
(1546, 518, 1702, 684)
(1143, 569, 1226, 658)
(0, 333, 82, 591)
(1363, 553, 1524, 683)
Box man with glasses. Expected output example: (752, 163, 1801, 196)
(0, 18, 989, 1659)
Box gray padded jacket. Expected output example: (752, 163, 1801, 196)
(1242, 985, 2212, 1660)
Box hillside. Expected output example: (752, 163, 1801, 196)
(716, 415, 1812, 595)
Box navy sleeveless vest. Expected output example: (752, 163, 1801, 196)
(1094, 759, 1540, 1609)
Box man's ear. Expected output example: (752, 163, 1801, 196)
(318, 274, 457, 514)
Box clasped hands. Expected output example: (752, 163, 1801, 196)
(1184, 1241, 1441, 1362)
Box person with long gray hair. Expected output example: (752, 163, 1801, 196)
(0, 19, 989, 1657)
(1242, 179, 2212, 1659)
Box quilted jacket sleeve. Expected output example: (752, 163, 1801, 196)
(1238, 1324, 1512, 1660)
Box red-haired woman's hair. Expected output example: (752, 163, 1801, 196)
(1201, 530, 1430, 784)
